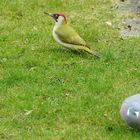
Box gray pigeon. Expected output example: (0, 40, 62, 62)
(120, 94, 140, 129)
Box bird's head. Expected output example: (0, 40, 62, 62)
(127, 107, 140, 119)
(126, 102, 140, 120)
(45, 12, 67, 24)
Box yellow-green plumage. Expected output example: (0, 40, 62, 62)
(55, 24, 87, 47)
(46, 12, 100, 58)
(55, 24, 99, 57)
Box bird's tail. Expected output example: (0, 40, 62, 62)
(88, 49, 100, 58)
(77, 45, 100, 58)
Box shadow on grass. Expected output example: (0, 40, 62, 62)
(105, 124, 140, 134)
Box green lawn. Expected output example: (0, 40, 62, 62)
(0, 0, 140, 139)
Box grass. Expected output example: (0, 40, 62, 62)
(0, 0, 140, 139)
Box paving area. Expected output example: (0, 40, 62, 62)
(116, 0, 140, 37)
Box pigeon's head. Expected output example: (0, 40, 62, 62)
(127, 106, 140, 119)
(127, 102, 140, 119)
(120, 94, 140, 129)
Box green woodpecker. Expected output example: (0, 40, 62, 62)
(45, 12, 100, 58)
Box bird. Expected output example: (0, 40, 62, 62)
(45, 12, 100, 58)
(120, 94, 140, 129)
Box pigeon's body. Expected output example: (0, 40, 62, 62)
(120, 94, 140, 129)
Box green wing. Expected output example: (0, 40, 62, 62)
(55, 24, 89, 47)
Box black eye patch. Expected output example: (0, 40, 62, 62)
(55, 14, 59, 19)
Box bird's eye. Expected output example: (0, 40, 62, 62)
(55, 14, 59, 19)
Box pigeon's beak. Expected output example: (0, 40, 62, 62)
(135, 111, 140, 118)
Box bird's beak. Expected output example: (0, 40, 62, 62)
(45, 12, 56, 20)
(44, 12, 54, 17)
(135, 111, 140, 118)
(44, 12, 57, 22)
